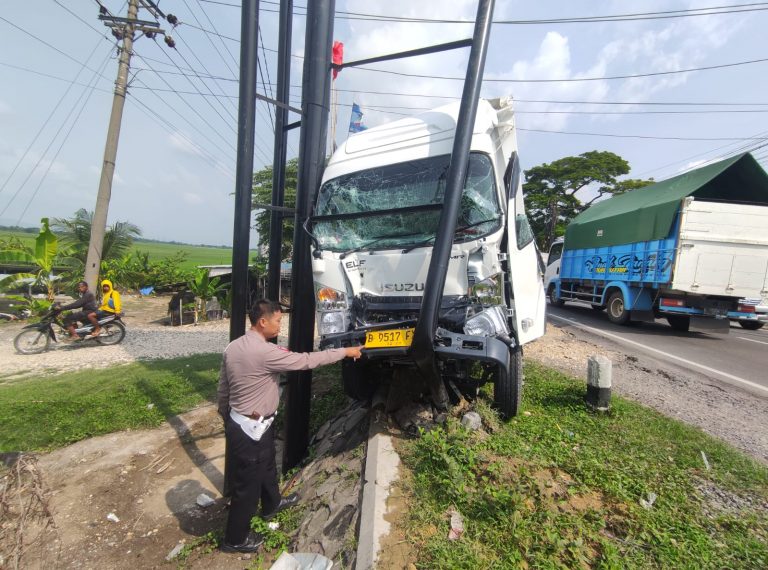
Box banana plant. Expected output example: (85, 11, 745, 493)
(186, 269, 226, 321)
(0, 218, 61, 301)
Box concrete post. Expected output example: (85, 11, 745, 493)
(586, 355, 612, 411)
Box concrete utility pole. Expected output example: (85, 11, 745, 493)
(84, 0, 165, 290)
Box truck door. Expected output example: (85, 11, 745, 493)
(544, 241, 563, 289)
(504, 152, 547, 344)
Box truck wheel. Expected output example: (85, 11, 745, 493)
(739, 320, 765, 330)
(666, 315, 691, 332)
(341, 360, 375, 401)
(548, 285, 564, 307)
(494, 345, 523, 420)
(606, 291, 630, 325)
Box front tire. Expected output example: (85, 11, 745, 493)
(606, 290, 630, 325)
(739, 320, 765, 331)
(14, 329, 51, 354)
(548, 285, 564, 307)
(494, 345, 523, 420)
(666, 315, 691, 332)
(96, 322, 126, 345)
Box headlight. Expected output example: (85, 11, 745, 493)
(315, 284, 349, 335)
(468, 273, 503, 306)
(464, 306, 509, 337)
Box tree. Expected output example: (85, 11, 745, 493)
(251, 158, 298, 261)
(522, 151, 654, 250)
(51, 208, 142, 265)
(186, 268, 227, 321)
(0, 218, 63, 301)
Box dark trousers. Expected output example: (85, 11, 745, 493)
(224, 418, 280, 544)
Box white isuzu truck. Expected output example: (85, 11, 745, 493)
(306, 98, 546, 418)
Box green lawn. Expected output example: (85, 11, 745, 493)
(401, 363, 768, 569)
(0, 356, 347, 452)
(0, 229, 258, 271)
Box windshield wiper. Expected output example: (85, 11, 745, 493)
(339, 232, 426, 259)
(456, 217, 501, 235)
(401, 217, 500, 254)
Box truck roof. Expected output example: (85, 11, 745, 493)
(565, 153, 768, 250)
(323, 97, 516, 180)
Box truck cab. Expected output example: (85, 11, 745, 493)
(308, 98, 546, 418)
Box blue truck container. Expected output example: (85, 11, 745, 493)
(544, 154, 768, 332)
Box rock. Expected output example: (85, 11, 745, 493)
(106, 513, 120, 523)
(460, 412, 482, 431)
(165, 542, 184, 562)
(196, 493, 215, 508)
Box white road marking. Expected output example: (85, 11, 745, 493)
(548, 313, 768, 395)
(737, 336, 768, 346)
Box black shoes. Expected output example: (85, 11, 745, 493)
(220, 531, 264, 553)
(263, 492, 300, 520)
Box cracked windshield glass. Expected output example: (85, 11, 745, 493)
(312, 153, 501, 251)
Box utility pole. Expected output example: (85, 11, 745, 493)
(84, 0, 165, 289)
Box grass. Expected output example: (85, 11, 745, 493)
(0, 228, 258, 271)
(0, 357, 349, 453)
(399, 362, 768, 569)
(0, 354, 222, 451)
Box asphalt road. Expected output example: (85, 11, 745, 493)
(547, 301, 768, 397)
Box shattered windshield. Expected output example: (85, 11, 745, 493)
(312, 153, 501, 251)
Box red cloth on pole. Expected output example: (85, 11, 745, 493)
(332, 41, 344, 80)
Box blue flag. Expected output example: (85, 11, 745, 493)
(349, 102, 367, 133)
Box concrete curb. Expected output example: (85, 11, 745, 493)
(355, 411, 400, 570)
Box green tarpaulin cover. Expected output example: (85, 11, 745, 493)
(564, 153, 768, 250)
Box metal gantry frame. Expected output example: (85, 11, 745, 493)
(232, 0, 496, 469)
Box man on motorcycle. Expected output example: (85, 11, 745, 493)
(57, 281, 100, 339)
(98, 279, 121, 317)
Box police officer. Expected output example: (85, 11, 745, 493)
(217, 299, 363, 553)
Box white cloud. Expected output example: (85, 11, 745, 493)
(168, 131, 206, 157)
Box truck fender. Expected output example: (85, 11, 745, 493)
(600, 282, 653, 311)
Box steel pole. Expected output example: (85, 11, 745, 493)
(84, 0, 138, 290)
(266, 0, 294, 303)
(411, 0, 495, 409)
(229, 0, 260, 342)
(283, 0, 335, 471)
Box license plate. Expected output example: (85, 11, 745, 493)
(365, 328, 415, 348)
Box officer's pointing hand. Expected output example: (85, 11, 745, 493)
(345, 346, 363, 361)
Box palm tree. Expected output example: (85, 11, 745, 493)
(52, 209, 142, 264)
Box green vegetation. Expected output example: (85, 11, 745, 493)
(0, 354, 222, 451)
(401, 363, 768, 569)
(1, 227, 251, 272)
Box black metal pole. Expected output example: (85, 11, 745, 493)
(230, 0, 260, 342)
(411, 0, 495, 409)
(283, 0, 335, 471)
(267, 0, 293, 303)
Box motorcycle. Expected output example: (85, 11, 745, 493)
(13, 309, 126, 354)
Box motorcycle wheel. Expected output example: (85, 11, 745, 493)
(14, 329, 51, 354)
(96, 322, 126, 345)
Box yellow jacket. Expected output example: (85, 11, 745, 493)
(99, 279, 122, 314)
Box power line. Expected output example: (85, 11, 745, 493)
(354, 55, 768, 83)
(2, 52, 113, 219)
(0, 15, 113, 83)
(185, 0, 238, 77)
(517, 127, 768, 142)
(257, 26, 275, 130)
(199, 1, 768, 25)
(0, 43, 112, 197)
(131, 51, 238, 153)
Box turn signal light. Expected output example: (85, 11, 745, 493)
(660, 298, 685, 307)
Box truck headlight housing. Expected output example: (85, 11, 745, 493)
(468, 273, 503, 306)
(464, 305, 510, 337)
(315, 284, 349, 335)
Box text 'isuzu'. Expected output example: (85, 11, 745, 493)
(307, 98, 546, 419)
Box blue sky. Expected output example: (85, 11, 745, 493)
(1, 1, 767, 246)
